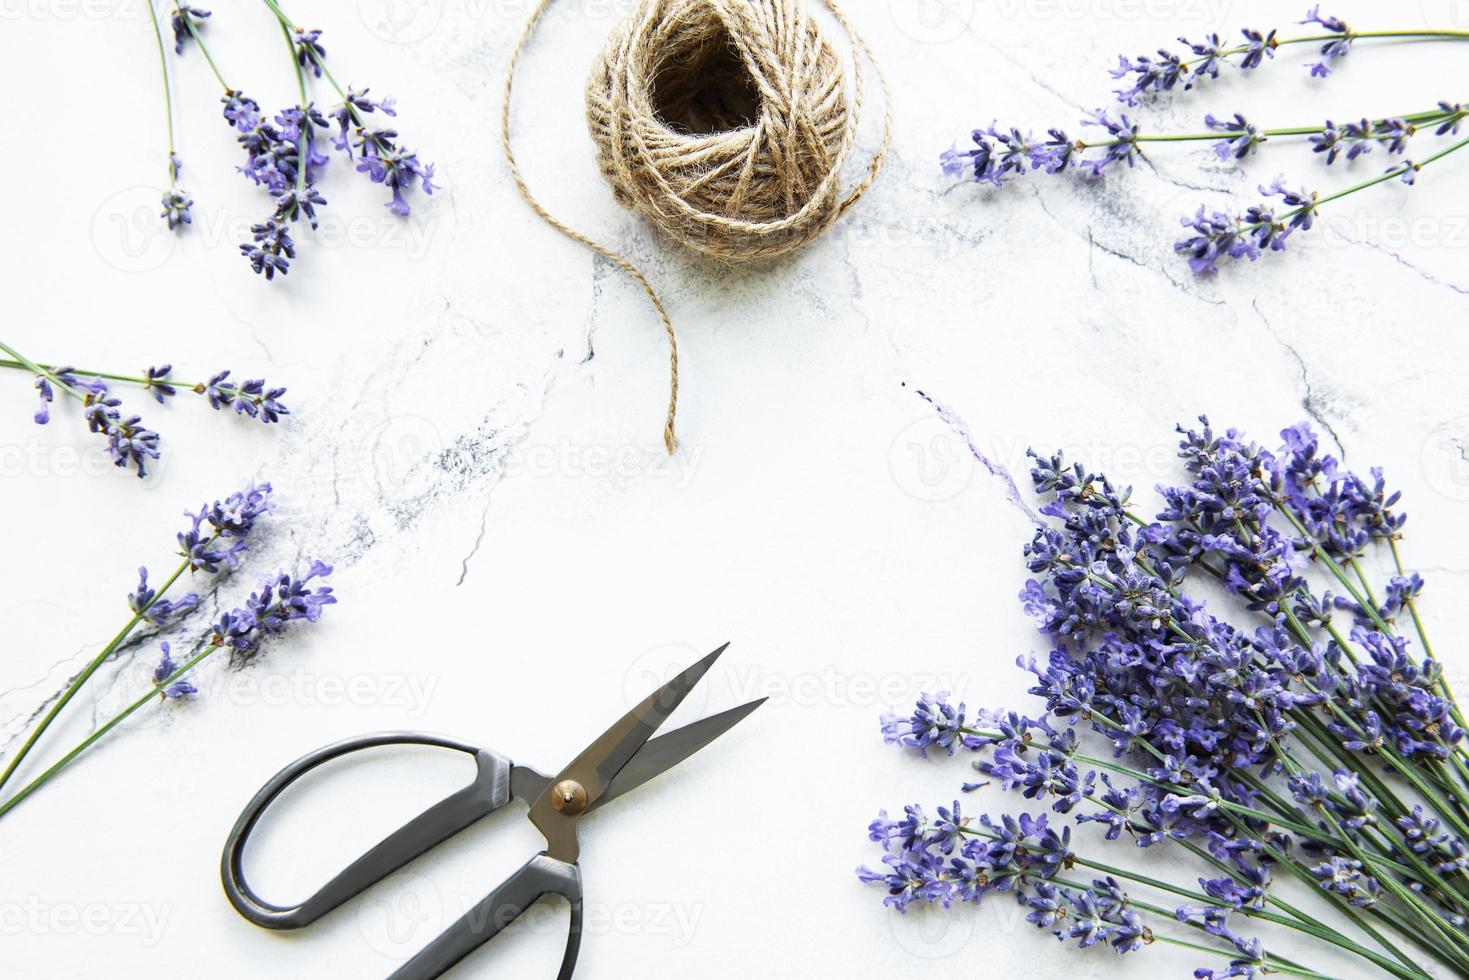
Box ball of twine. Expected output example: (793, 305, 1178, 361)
(504, 0, 889, 451)
(585, 0, 880, 261)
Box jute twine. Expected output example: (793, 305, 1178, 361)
(503, 0, 891, 452)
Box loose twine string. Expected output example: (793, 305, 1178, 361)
(503, 0, 891, 452)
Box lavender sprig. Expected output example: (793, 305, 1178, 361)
(1176, 134, 1469, 273)
(0, 355, 291, 436)
(1111, 9, 1469, 105)
(0, 483, 273, 796)
(0, 344, 162, 478)
(145, 2, 192, 233)
(0, 558, 334, 821)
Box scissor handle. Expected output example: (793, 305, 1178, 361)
(388, 853, 584, 980)
(222, 731, 513, 930)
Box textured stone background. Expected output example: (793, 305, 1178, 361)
(2, 0, 1467, 975)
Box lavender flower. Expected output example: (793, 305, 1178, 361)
(144, 365, 178, 403)
(199, 370, 289, 422)
(1080, 111, 1142, 174)
(160, 189, 193, 230)
(240, 220, 295, 279)
(292, 27, 326, 77)
(33, 376, 52, 424)
(170, 5, 210, 54)
(221, 90, 261, 132)
(328, 87, 434, 216)
(1206, 113, 1265, 160)
(1301, 6, 1353, 77)
(1174, 178, 1318, 274)
(128, 568, 201, 625)
(210, 560, 336, 662)
(176, 481, 274, 573)
(153, 643, 199, 700)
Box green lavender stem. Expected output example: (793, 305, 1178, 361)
(1093, 103, 1468, 148)
(144, 0, 180, 186)
(1178, 30, 1469, 75)
(0, 550, 202, 794)
(0, 342, 93, 405)
(0, 358, 251, 403)
(277, 18, 309, 196)
(175, 5, 231, 91)
(0, 643, 218, 821)
(950, 823, 1397, 979)
(256, 0, 391, 159)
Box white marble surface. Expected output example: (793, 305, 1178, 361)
(4, 0, 1469, 976)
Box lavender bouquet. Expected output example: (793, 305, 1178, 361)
(943, 9, 1469, 274)
(147, 1, 434, 279)
(862, 420, 1469, 979)
(0, 482, 335, 819)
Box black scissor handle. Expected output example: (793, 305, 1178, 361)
(388, 853, 584, 980)
(222, 731, 513, 930)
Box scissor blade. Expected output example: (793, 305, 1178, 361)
(554, 643, 729, 807)
(590, 698, 766, 812)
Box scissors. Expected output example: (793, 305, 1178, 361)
(221, 643, 762, 979)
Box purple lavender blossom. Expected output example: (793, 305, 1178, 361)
(222, 91, 261, 132)
(160, 189, 193, 231)
(1174, 178, 1318, 274)
(177, 482, 274, 573)
(1206, 113, 1265, 160)
(1301, 6, 1353, 77)
(144, 365, 178, 403)
(292, 27, 327, 78)
(199, 370, 289, 422)
(327, 89, 434, 216)
(33, 376, 52, 424)
(240, 220, 295, 279)
(171, 5, 210, 55)
(128, 568, 201, 625)
(210, 560, 336, 662)
(153, 642, 199, 700)
(1080, 111, 1141, 174)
